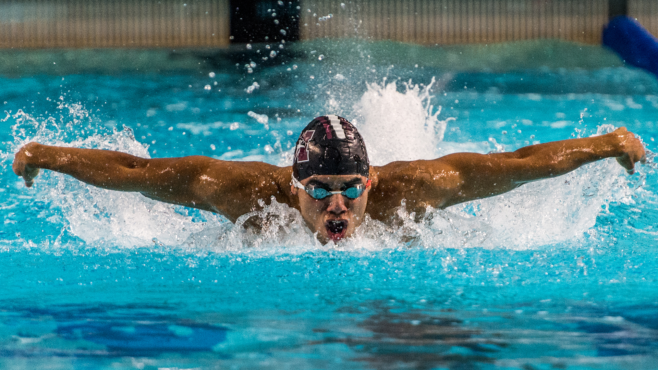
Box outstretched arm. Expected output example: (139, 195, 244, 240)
(369, 128, 645, 218)
(12, 142, 294, 221)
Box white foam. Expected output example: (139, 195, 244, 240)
(353, 78, 455, 165)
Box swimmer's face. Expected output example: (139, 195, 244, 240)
(291, 174, 370, 244)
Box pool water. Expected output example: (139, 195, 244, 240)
(1, 40, 658, 369)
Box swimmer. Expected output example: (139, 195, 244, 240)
(13, 115, 646, 243)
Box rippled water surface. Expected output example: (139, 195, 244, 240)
(1, 40, 658, 369)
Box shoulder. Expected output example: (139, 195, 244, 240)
(366, 159, 462, 219)
(372, 159, 461, 191)
(201, 160, 296, 209)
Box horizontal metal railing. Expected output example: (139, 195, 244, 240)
(300, 0, 610, 45)
(0, 0, 230, 48)
(1, 0, 658, 48)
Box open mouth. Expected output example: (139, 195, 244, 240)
(325, 220, 348, 241)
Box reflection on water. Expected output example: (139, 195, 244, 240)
(313, 303, 504, 369)
(307, 301, 658, 370)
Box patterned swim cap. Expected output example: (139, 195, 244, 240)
(292, 115, 369, 180)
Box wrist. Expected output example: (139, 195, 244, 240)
(21, 142, 44, 168)
(603, 131, 626, 158)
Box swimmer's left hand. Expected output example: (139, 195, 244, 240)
(610, 127, 646, 175)
(13, 142, 41, 187)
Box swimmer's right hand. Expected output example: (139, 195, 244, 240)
(13, 142, 41, 188)
(610, 127, 646, 175)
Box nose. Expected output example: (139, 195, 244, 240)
(326, 193, 347, 215)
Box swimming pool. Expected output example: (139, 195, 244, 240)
(1, 39, 658, 369)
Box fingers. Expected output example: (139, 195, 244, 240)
(612, 128, 647, 175)
(22, 167, 40, 187)
(13, 146, 40, 187)
(616, 155, 635, 174)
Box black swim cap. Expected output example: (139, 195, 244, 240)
(293, 115, 369, 180)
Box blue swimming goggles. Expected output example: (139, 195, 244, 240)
(292, 176, 371, 200)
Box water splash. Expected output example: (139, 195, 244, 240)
(354, 78, 455, 165)
(1, 92, 644, 252)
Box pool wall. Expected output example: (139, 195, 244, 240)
(3, 0, 658, 48)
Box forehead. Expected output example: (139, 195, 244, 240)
(301, 174, 366, 186)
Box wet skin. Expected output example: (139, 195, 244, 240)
(13, 127, 646, 244)
(291, 175, 370, 244)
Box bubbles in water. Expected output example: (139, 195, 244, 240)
(280, 29, 287, 36)
(270, 51, 277, 58)
(245, 82, 260, 94)
(247, 111, 269, 129)
(318, 14, 333, 21)
(318, 55, 324, 61)
(246, 44, 252, 50)
(208, 72, 216, 78)
(277, 0, 283, 5)
(204, 85, 211, 91)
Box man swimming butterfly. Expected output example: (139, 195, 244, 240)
(13, 115, 646, 243)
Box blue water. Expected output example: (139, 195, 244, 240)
(1, 41, 658, 369)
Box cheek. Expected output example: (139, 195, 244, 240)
(350, 197, 368, 218)
(299, 197, 325, 220)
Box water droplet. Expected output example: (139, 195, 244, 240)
(270, 50, 277, 58)
(210, 144, 216, 150)
(280, 29, 287, 35)
(250, 61, 257, 68)
(265, 44, 271, 49)
(247, 67, 253, 73)
(208, 72, 215, 78)
(341, 3, 346, 9)
(246, 43, 252, 50)
(277, 0, 283, 5)
(279, 44, 284, 49)
(204, 85, 211, 90)
(274, 19, 279, 24)
(318, 55, 324, 61)
(292, 64, 298, 69)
